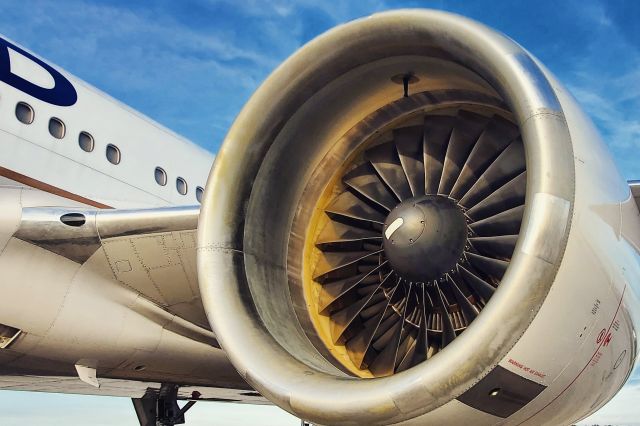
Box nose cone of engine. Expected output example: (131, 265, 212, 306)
(383, 195, 467, 281)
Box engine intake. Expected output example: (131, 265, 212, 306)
(305, 102, 525, 378)
(198, 9, 574, 425)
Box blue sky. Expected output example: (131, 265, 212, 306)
(0, 0, 638, 424)
(0, 0, 638, 177)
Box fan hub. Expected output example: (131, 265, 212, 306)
(383, 195, 467, 281)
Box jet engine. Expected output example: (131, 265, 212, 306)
(197, 10, 639, 425)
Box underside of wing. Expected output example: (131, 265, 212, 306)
(13, 205, 209, 329)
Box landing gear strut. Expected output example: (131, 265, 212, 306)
(132, 384, 199, 426)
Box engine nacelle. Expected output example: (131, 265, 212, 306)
(198, 9, 640, 425)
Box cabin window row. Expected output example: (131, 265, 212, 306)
(154, 166, 204, 203)
(14, 101, 204, 202)
(16, 101, 121, 164)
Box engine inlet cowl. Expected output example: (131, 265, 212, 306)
(198, 9, 574, 426)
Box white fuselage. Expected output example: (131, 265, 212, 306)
(0, 34, 267, 404)
(0, 34, 213, 209)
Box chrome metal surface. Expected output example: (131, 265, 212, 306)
(14, 205, 199, 263)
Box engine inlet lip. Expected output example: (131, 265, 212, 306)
(198, 9, 575, 426)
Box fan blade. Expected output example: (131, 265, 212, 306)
(449, 115, 520, 200)
(395, 332, 418, 373)
(394, 292, 420, 367)
(415, 288, 431, 362)
(365, 142, 413, 201)
(438, 111, 488, 196)
(369, 318, 404, 376)
(329, 278, 388, 343)
(433, 283, 456, 347)
(469, 235, 518, 259)
(360, 293, 389, 319)
(447, 273, 479, 325)
(458, 265, 495, 304)
(315, 220, 382, 252)
(423, 116, 456, 194)
(343, 163, 398, 211)
(370, 287, 416, 376)
(319, 261, 387, 313)
(313, 250, 382, 283)
(394, 327, 416, 372)
(325, 191, 386, 227)
(346, 282, 400, 368)
(394, 293, 421, 372)
(469, 204, 524, 236)
(394, 126, 425, 197)
(398, 291, 429, 371)
(467, 252, 509, 281)
(372, 295, 406, 350)
(459, 138, 525, 209)
(466, 171, 526, 221)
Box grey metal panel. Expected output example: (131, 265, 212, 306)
(103, 231, 209, 328)
(457, 365, 546, 418)
(97, 205, 199, 239)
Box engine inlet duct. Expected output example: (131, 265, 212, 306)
(310, 108, 524, 377)
(198, 9, 574, 425)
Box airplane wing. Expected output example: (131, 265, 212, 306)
(13, 204, 211, 332)
(0, 190, 261, 405)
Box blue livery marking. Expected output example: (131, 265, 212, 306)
(0, 36, 77, 107)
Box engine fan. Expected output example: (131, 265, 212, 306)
(307, 106, 524, 377)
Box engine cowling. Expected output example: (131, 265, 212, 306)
(197, 9, 639, 425)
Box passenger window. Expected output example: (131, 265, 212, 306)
(15, 102, 34, 124)
(48, 117, 65, 139)
(176, 177, 188, 195)
(155, 167, 167, 186)
(106, 144, 121, 165)
(78, 132, 94, 152)
(196, 186, 204, 203)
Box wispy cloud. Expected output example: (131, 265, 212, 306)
(580, 381, 640, 426)
(0, 0, 394, 151)
(558, 0, 640, 178)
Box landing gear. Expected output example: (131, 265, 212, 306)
(132, 384, 199, 426)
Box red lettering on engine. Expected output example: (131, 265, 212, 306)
(508, 358, 546, 379)
(596, 328, 613, 347)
